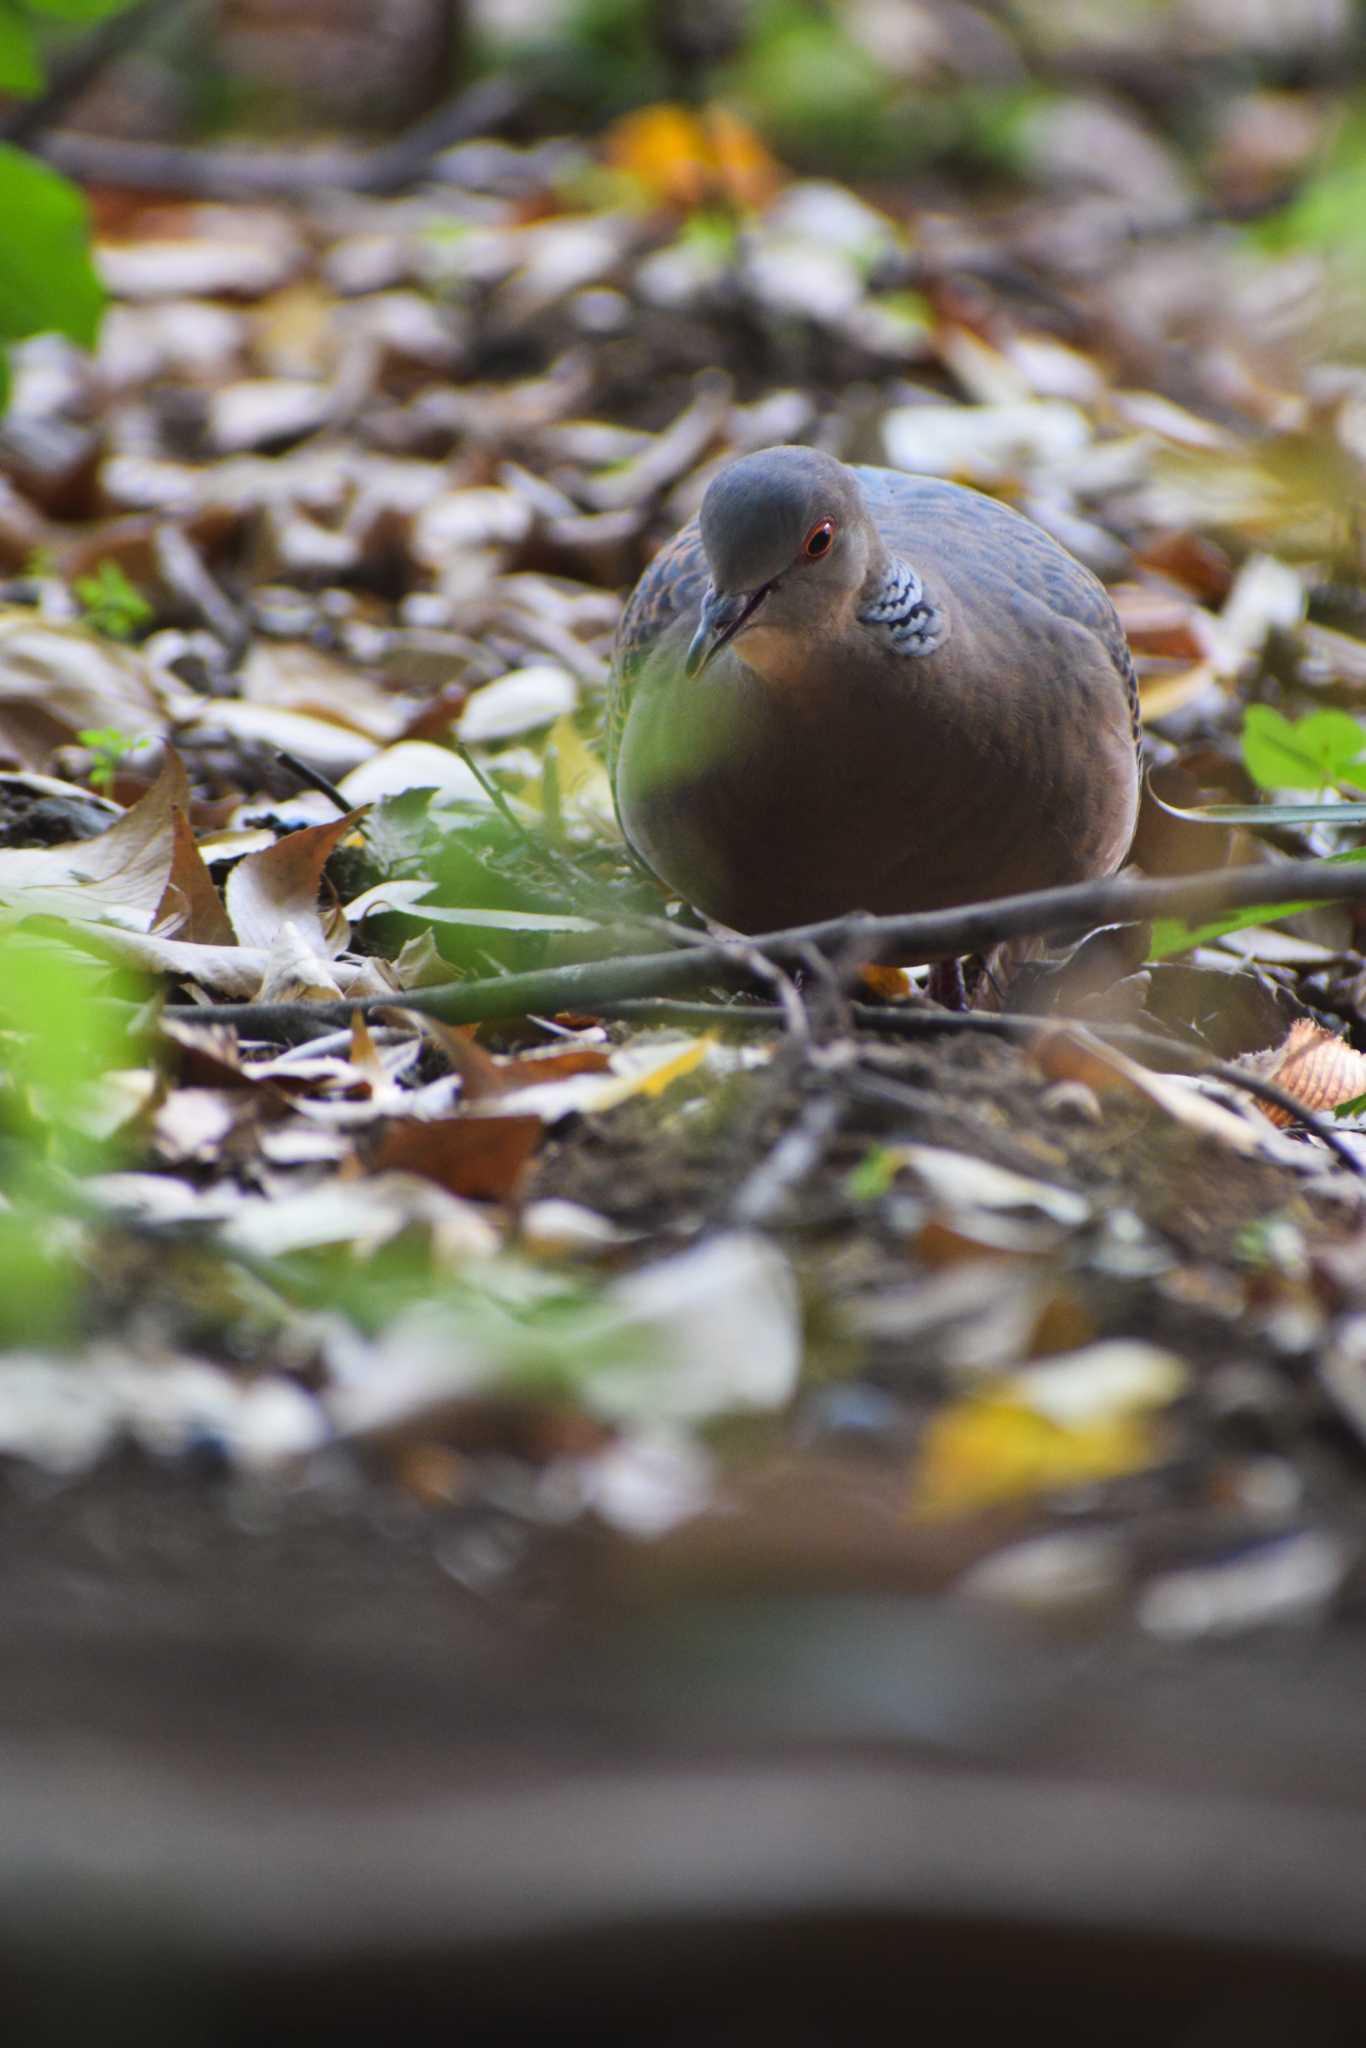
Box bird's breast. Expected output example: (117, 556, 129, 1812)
(614, 633, 1136, 932)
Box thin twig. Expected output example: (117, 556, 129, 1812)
(276, 751, 350, 815)
(33, 74, 523, 198)
(590, 999, 1366, 1178)
(729, 1090, 846, 1226)
(0, 0, 196, 149)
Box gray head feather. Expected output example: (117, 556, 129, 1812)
(698, 445, 870, 596)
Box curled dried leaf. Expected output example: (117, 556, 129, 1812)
(1241, 1019, 1366, 1126)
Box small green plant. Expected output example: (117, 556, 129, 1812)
(1241, 705, 1366, 796)
(1148, 704, 1366, 959)
(76, 724, 147, 792)
(74, 560, 154, 641)
(0, 931, 146, 1346)
(0, 2, 148, 410)
(844, 1144, 900, 1202)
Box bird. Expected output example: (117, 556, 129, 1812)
(606, 444, 1141, 939)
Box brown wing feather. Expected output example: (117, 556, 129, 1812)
(607, 520, 709, 783)
(853, 465, 1142, 753)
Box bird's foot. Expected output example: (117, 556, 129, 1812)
(926, 956, 969, 1012)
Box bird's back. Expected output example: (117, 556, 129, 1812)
(849, 466, 1141, 748)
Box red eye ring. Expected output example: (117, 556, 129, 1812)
(803, 518, 836, 560)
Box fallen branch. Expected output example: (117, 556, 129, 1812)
(31, 74, 523, 198)
(0, 0, 195, 150)
(164, 855, 1366, 1039)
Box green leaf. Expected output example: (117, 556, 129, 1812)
(1148, 901, 1319, 960)
(1241, 704, 1366, 793)
(0, 144, 103, 351)
(1148, 843, 1366, 959)
(399, 900, 604, 935)
(0, 3, 44, 93)
(23, 0, 144, 18)
(73, 559, 153, 640)
(845, 1145, 900, 1201)
(1150, 793, 1366, 827)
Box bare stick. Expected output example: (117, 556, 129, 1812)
(0, 0, 195, 150)
(162, 854, 1366, 1039)
(33, 75, 523, 198)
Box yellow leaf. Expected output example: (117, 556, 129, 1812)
(604, 102, 782, 211)
(911, 1397, 1159, 1521)
(706, 104, 782, 210)
(634, 1031, 713, 1098)
(547, 712, 617, 829)
(606, 104, 712, 209)
(910, 1342, 1187, 1520)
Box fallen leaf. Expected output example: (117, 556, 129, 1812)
(0, 744, 188, 928)
(225, 806, 367, 953)
(371, 1113, 544, 1200)
(877, 1142, 1090, 1228)
(1241, 1019, 1366, 1126)
(882, 400, 1089, 484)
(0, 610, 178, 766)
(457, 664, 578, 743)
(912, 1342, 1188, 1519)
(220, 1171, 499, 1261)
(1032, 1026, 1309, 1158)
(608, 103, 709, 203)
(157, 805, 236, 945)
(256, 919, 345, 1004)
(1110, 584, 1212, 661)
(487, 1032, 713, 1120)
(1136, 659, 1219, 723)
(860, 962, 916, 1000)
(419, 1013, 612, 1104)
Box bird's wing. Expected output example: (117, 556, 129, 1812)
(853, 467, 1142, 752)
(607, 518, 709, 782)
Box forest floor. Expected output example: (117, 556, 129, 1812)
(8, 12, 1366, 2023)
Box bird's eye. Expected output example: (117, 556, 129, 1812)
(803, 519, 836, 560)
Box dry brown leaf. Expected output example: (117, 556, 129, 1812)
(0, 611, 178, 766)
(0, 743, 188, 928)
(1110, 584, 1212, 661)
(419, 1013, 613, 1104)
(89, 929, 272, 997)
(1032, 1026, 1297, 1157)
(1131, 529, 1233, 602)
(860, 962, 916, 1001)
(157, 805, 237, 946)
(179, 699, 378, 777)
(706, 104, 784, 210)
(158, 1016, 246, 1086)
(416, 1016, 509, 1104)
(348, 1009, 386, 1082)
(1241, 1019, 1366, 1127)
(224, 806, 367, 953)
(371, 1113, 544, 1201)
(1135, 659, 1218, 724)
(255, 920, 346, 1004)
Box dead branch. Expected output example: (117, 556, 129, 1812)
(163, 854, 1366, 1042)
(29, 75, 523, 198)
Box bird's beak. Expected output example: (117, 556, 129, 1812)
(685, 583, 772, 677)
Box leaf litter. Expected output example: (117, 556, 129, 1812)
(8, 9, 1366, 1638)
